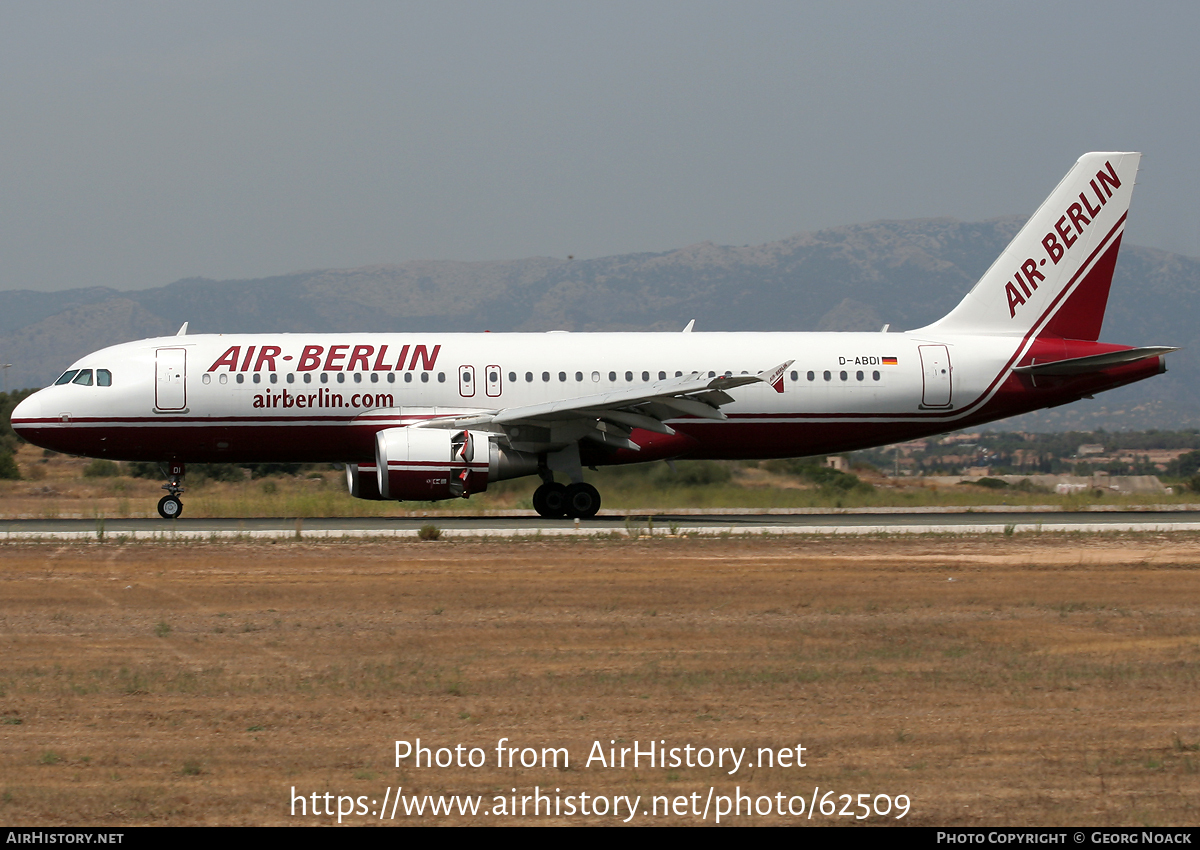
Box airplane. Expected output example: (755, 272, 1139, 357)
(10, 152, 1176, 520)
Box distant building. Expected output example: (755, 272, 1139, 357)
(1011, 449, 1041, 467)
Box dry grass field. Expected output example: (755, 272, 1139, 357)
(1, 534, 1199, 826)
(4, 443, 1195, 518)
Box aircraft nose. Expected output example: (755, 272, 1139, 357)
(10, 392, 41, 437)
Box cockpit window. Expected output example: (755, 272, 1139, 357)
(71, 369, 94, 386)
(55, 370, 79, 385)
(97, 369, 112, 387)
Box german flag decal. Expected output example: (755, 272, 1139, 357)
(882, 356, 898, 365)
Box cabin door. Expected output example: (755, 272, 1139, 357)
(155, 348, 187, 411)
(919, 344, 952, 408)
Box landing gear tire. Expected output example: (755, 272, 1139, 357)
(563, 482, 601, 519)
(157, 495, 184, 520)
(532, 482, 568, 518)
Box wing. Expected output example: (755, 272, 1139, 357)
(414, 360, 794, 452)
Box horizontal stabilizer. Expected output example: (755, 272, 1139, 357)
(1012, 346, 1177, 376)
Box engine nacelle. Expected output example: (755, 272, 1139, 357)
(372, 427, 541, 501)
(345, 462, 386, 500)
(375, 428, 492, 501)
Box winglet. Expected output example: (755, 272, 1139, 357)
(176, 322, 189, 336)
(682, 319, 695, 333)
(758, 360, 794, 394)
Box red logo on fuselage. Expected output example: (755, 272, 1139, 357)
(206, 343, 441, 373)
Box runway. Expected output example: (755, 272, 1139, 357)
(4, 509, 1200, 540)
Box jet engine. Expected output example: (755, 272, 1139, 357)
(345, 462, 386, 500)
(370, 427, 538, 501)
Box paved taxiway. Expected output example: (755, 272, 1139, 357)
(4, 510, 1200, 540)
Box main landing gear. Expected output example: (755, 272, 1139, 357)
(532, 481, 601, 519)
(157, 462, 185, 519)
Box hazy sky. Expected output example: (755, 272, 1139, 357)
(2, 1, 1197, 292)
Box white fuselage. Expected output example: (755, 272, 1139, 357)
(12, 328, 1135, 467)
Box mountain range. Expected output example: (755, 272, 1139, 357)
(3, 216, 1197, 431)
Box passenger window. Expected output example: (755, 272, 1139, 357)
(236, 374, 245, 384)
(642, 371, 650, 382)
(336, 373, 345, 384)
(526, 372, 533, 382)
(840, 371, 848, 381)
(370, 373, 379, 383)
(387, 373, 395, 383)
(72, 370, 93, 386)
(789, 371, 798, 381)
(97, 369, 112, 386)
(404, 373, 413, 383)
(823, 371, 831, 381)
(708, 371, 716, 378)
(421, 372, 430, 383)
(873, 370, 881, 381)
(269, 373, 278, 384)
(508, 372, 517, 382)
(202, 374, 211, 385)
(625, 371, 633, 381)
(303, 373, 311, 384)
(542, 372, 550, 382)
(253, 374, 261, 384)
(675, 371, 682, 377)
(55, 370, 80, 385)
(320, 373, 329, 384)
(608, 371, 616, 381)
(437, 372, 445, 383)
(353, 373, 362, 383)
(575, 372, 583, 382)
(286, 373, 295, 383)
(807, 371, 815, 381)
(658, 371, 666, 380)
(558, 372, 566, 382)
(592, 371, 600, 382)
(220, 374, 228, 385)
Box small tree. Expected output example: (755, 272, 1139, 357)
(0, 449, 19, 480)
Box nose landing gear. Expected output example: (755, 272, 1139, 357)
(157, 462, 185, 519)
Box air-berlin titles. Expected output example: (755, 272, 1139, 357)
(1004, 159, 1123, 319)
(207, 343, 441, 374)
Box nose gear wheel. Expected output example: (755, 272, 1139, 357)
(157, 494, 183, 519)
